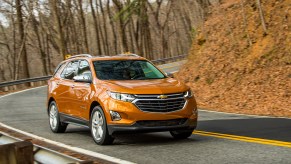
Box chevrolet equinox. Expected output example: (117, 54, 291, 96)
(47, 54, 198, 145)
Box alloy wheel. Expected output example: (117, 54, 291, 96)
(91, 111, 104, 141)
(49, 104, 58, 130)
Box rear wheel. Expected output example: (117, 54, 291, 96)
(49, 101, 67, 133)
(90, 106, 114, 145)
(170, 129, 194, 139)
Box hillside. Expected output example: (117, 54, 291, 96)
(177, 0, 291, 117)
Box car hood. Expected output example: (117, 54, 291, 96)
(100, 78, 189, 94)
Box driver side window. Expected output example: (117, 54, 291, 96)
(60, 60, 79, 80)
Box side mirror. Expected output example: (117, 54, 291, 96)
(73, 75, 92, 83)
(64, 71, 74, 79)
(166, 72, 174, 78)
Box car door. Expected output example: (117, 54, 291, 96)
(55, 60, 79, 115)
(70, 60, 93, 120)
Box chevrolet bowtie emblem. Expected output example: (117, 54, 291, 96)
(158, 95, 168, 99)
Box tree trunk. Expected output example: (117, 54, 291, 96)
(107, 0, 118, 55)
(90, 0, 103, 55)
(95, 0, 106, 55)
(0, 25, 13, 79)
(112, 0, 129, 52)
(30, 8, 48, 75)
(50, 0, 67, 59)
(46, 34, 52, 74)
(77, 0, 89, 53)
(16, 0, 30, 79)
(98, 0, 110, 55)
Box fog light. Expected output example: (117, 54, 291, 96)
(110, 110, 121, 121)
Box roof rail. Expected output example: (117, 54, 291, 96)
(117, 53, 140, 57)
(68, 54, 92, 59)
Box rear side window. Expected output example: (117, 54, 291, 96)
(60, 60, 79, 80)
(77, 60, 92, 80)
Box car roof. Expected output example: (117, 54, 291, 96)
(64, 53, 147, 62)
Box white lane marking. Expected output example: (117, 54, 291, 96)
(199, 109, 291, 119)
(0, 131, 83, 162)
(0, 86, 47, 99)
(0, 123, 134, 164)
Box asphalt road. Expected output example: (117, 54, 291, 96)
(0, 61, 290, 163)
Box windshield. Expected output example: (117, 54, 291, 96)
(93, 60, 166, 80)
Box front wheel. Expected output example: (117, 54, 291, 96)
(90, 106, 114, 145)
(170, 129, 194, 139)
(48, 101, 67, 133)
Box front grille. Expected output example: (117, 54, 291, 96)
(136, 118, 187, 127)
(133, 93, 186, 112)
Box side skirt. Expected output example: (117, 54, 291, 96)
(59, 113, 89, 128)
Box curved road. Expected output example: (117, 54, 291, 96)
(0, 61, 290, 163)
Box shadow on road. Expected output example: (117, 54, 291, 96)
(64, 126, 205, 146)
(197, 118, 291, 142)
(113, 133, 203, 146)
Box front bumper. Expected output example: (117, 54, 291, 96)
(107, 118, 197, 135)
(105, 96, 198, 125)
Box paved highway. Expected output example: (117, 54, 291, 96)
(0, 61, 290, 163)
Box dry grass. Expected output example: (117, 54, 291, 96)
(177, 0, 291, 117)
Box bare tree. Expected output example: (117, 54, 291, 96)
(15, 0, 30, 79)
(112, 0, 129, 52)
(89, 0, 103, 55)
(77, 0, 89, 53)
(50, 0, 67, 59)
(98, 0, 110, 55)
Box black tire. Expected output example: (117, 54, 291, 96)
(170, 129, 194, 139)
(48, 101, 67, 133)
(90, 106, 114, 145)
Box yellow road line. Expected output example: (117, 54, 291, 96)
(193, 130, 291, 148)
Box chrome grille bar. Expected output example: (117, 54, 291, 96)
(133, 93, 186, 112)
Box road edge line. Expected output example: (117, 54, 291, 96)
(0, 86, 47, 99)
(0, 122, 135, 164)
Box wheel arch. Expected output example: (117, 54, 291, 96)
(47, 97, 56, 115)
(89, 101, 101, 119)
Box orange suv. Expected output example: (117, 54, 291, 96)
(47, 54, 198, 145)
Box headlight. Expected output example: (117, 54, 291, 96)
(184, 89, 193, 98)
(107, 91, 135, 102)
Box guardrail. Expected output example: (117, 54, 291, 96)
(0, 132, 92, 163)
(151, 54, 187, 64)
(0, 76, 52, 88)
(0, 54, 187, 91)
